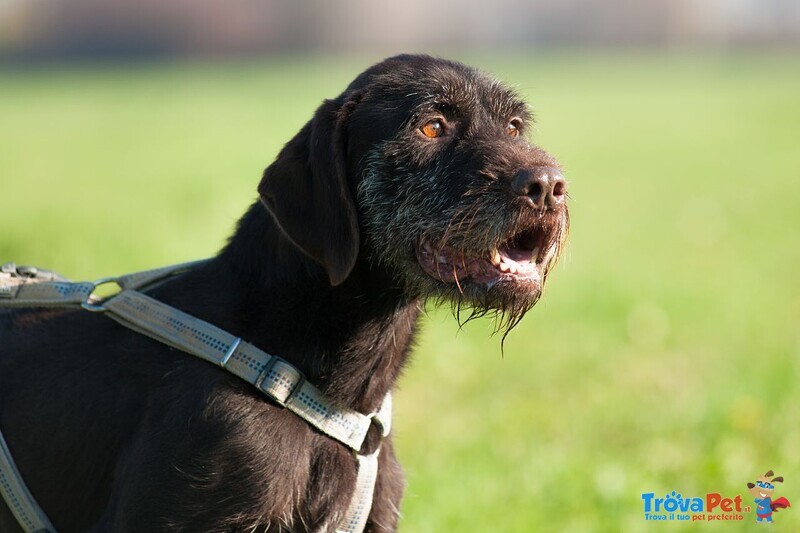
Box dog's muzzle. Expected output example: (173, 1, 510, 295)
(415, 168, 568, 292)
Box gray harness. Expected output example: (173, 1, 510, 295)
(0, 261, 389, 533)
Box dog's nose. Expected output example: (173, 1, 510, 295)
(511, 167, 566, 209)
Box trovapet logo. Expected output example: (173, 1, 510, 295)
(641, 491, 748, 522)
(641, 469, 792, 523)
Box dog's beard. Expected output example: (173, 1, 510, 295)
(358, 152, 569, 338)
(421, 213, 567, 339)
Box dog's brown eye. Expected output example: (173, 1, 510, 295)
(420, 120, 444, 139)
(506, 119, 521, 137)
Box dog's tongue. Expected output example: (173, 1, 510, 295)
(499, 244, 534, 264)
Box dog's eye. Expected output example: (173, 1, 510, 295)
(420, 120, 444, 139)
(506, 119, 522, 137)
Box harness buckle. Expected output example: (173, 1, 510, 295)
(0, 284, 18, 299)
(254, 355, 280, 390)
(255, 356, 305, 407)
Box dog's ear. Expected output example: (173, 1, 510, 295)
(747, 483, 756, 488)
(258, 99, 359, 286)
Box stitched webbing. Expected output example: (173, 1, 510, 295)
(103, 290, 373, 451)
(0, 260, 206, 308)
(336, 450, 380, 533)
(0, 261, 389, 532)
(0, 280, 94, 308)
(0, 429, 55, 532)
(115, 260, 209, 292)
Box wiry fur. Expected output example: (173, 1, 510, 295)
(0, 54, 567, 532)
(356, 58, 568, 334)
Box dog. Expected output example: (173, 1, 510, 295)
(0, 54, 569, 532)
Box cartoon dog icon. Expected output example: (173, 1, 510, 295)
(747, 470, 791, 523)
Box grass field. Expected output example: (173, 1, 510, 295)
(2, 52, 799, 531)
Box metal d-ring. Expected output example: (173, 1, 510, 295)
(80, 276, 122, 312)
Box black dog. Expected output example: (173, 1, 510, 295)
(0, 55, 568, 532)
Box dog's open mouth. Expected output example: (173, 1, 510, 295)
(416, 224, 560, 288)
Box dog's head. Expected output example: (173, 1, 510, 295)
(260, 54, 569, 330)
(747, 471, 784, 499)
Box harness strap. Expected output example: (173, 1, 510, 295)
(0, 261, 390, 532)
(0, 278, 95, 307)
(336, 450, 380, 533)
(115, 259, 209, 292)
(0, 260, 206, 308)
(0, 430, 55, 533)
(103, 290, 373, 451)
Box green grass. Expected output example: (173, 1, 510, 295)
(2, 52, 799, 531)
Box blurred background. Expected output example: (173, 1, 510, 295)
(1, 0, 800, 59)
(1, 1, 799, 531)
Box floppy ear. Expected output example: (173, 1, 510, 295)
(258, 99, 359, 286)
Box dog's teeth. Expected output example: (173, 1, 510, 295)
(491, 249, 501, 265)
(499, 262, 510, 273)
(531, 247, 541, 263)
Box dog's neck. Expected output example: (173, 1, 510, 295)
(210, 203, 421, 414)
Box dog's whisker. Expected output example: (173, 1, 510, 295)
(453, 266, 463, 295)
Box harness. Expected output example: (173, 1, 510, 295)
(0, 260, 389, 533)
